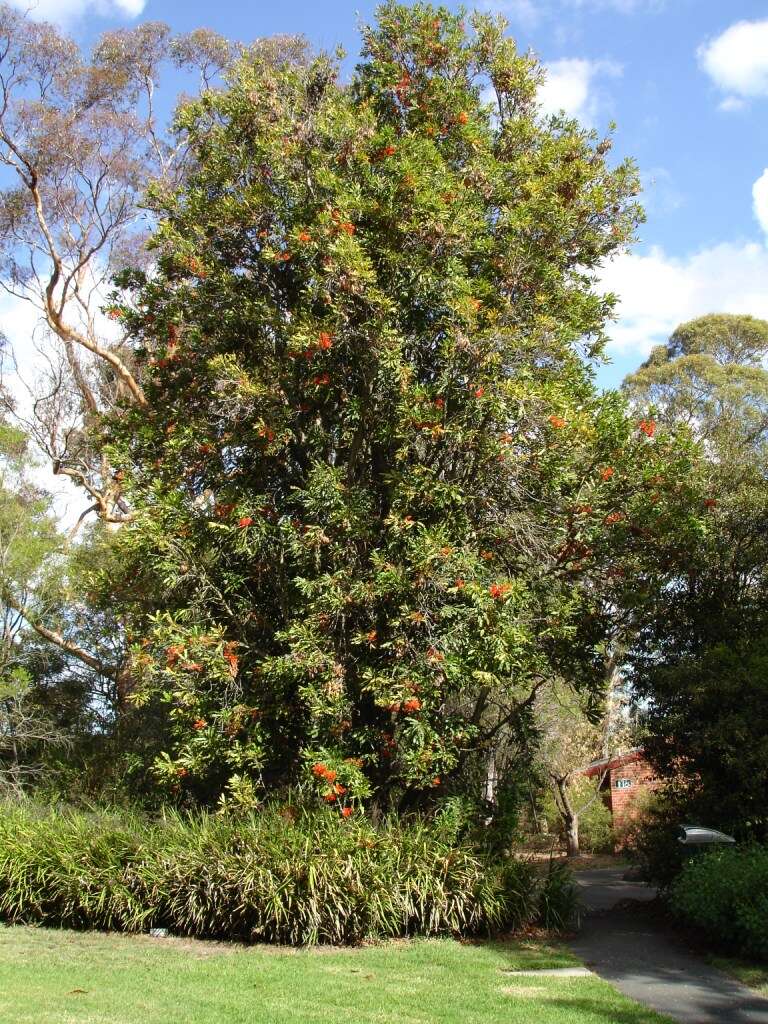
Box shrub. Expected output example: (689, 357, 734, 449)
(670, 845, 768, 961)
(0, 801, 566, 944)
(536, 861, 581, 931)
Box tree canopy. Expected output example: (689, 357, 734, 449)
(88, 2, 702, 815)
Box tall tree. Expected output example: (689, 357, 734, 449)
(624, 314, 768, 840)
(101, 2, 699, 813)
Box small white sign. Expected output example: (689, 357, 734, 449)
(615, 778, 633, 789)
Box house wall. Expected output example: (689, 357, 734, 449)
(607, 756, 657, 830)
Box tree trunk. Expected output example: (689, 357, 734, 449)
(483, 748, 498, 824)
(564, 813, 580, 857)
(554, 774, 580, 857)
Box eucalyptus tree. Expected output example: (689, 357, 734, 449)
(624, 314, 768, 839)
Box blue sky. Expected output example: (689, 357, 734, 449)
(17, 0, 768, 390)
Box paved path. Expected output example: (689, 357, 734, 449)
(569, 867, 768, 1024)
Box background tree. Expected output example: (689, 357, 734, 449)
(533, 663, 631, 856)
(624, 313, 768, 840)
(100, 1, 700, 816)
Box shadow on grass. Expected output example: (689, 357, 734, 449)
(548, 995, 673, 1024)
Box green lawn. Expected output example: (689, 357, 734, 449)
(0, 924, 675, 1024)
(709, 955, 768, 996)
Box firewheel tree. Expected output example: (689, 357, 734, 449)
(103, 3, 701, 812)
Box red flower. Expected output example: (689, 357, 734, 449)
(341, 806, 353, 818)
(298, 231, 312, 243)
(454, 578, 465, 589)
(638, 418, 656, 438)
(402, 698, 422, 713)
(318, 332, 333, 350)
(433, 397, 445, 409)
(106, 306, 124, 320)
(473, 386, 485, 398)
(704, 498, 718, 509)
(278, 250, 292, 261)
(600, 467, 615, 481)
(489, 583, 509, 600)
(432, 777, 441, 787)
(325, 769, 338, 784)
(426, 646, 444, 662)
(604, 511, 623, 525)
(313, 373, 330, 386)
(457, 111, 469, 125)
(324, 791, 337, 803)
(193, 718, 207, 731)
(238, 516, 254, 528)
(166, 645, 183, 667)
(312, 763, 328, 777)
(549, 415, 566, 429)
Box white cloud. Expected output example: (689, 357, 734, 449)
(8, 0, 145, 26)
(483, 0, 542, 27)
(753, 169, 768, 236)
(718, 96, 747, 114)
(539, 58, 622, 124)
(698, 20, 768, 102)
(0, 293, 83, 524)
(601, 242, 768, 357)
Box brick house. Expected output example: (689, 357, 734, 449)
(582, 748, 657, 831)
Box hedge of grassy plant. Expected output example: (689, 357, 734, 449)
(670, 845, 768, 961)
(0, 802, 573, 945)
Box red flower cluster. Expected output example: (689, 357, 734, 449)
(604, 511, 623, 525)
(193, 718, 207, 731)
(297, 231, 312, 243)
(704, 498, 718, 509)
(600, 466, 615, 481)
(548, 415, 566, 429)
(318, 331, 333, 350)
(638, 419, 656, 438)
(238, 516, 254, 528)
(454, 578, 465, 589)
(388, 697, 422, 714)
(489, 583, 510, 600)
(223, 642, 239, 677)
(473, 386, 485, 398)
(313, 373, 330, 386)
(394, 70, 411, 99)
(457, 111, 469, 125)
(341, 806, 353, 818)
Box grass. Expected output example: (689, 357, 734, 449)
(0, 924, 676, 1024)
(709, 955, 768, 996)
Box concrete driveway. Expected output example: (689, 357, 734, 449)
(569, 867, 768, 1024)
